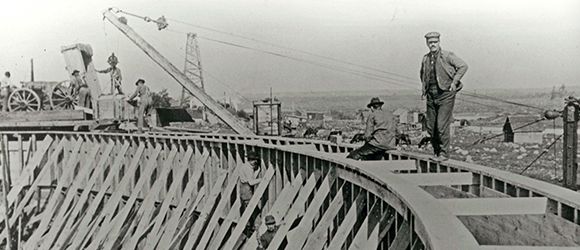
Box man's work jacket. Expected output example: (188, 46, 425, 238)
(420, 49, 468, 96)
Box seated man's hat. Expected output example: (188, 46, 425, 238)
(424, 32, 441, 39)
(265, 215, 276, 225)
(367, 97, 384, 108)
(135, 79, 145, 85)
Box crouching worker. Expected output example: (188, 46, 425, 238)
(347, 97, 398, 160)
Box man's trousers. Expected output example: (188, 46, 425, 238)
(425, 85, 456, 157)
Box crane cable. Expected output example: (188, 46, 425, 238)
(112, 8, 545, 112)
(519, 134, 563, 175)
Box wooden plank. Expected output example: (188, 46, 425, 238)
(388, 221, 410, 250)
(6, 135, 53, 204)
(0, 120, 96, 128)
(220, 166, 275, 250)
(67, 143, 146, 250)
(153, 153, 209, 249)
(0, 137, 61, 245)
(23, 138, 84, 249)
(361, 207, 396, 250)
(112, 148, 179, 250)
(349, 202, 379, 250)
(354, 160, 417, 171)
(241, 172, 304, 250)
(285, 174, 334, 250)
(207, 199, 241, 250)
(398, 172, 473, 186)
(195, 171, 240, 250)
(52, 142, 127, 249)
(326, 193, 367, 250)
(0, 110, 86, 122)
(440, 197, 547, 216)
(163, 187, 206, 250)
(265, 173, 318, 250)
(85, 145, 162, 249)
(180, 171, 230, 250)
(301, 186, 345, 250)
(37, 142, 105, 250)
(141, 146, 194, 248)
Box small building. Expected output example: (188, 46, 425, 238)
(393, 108, 410, 124)
(306, 111, 326, 121)
(285, 115, 307, 129)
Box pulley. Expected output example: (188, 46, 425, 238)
(543, 110, 562, 120)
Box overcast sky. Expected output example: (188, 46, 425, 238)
(0, 0, 578, 102)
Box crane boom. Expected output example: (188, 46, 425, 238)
(102, 9, 253, 135)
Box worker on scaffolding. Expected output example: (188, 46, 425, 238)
(235, 150, 262, 248)
(347, 97, 399, 160)
(127, 79, 152, 133)
(71, 70, 91, 108)
(97, 53, 124, 95)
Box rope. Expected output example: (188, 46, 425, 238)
(519, 134, 562, 175)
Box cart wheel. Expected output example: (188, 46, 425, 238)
(8, 88, 42, 112)
(50, 80, 78, 110)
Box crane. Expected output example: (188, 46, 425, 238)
(102, 8, 253, 135)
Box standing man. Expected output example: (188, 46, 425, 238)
(234, 150, 262, 248)
(347, 97, 398, 160)
(97, 53, 124, 95)
(1, 71, 20, 111)
(420, 32, 468, 161)
(127, 79, 152, 133)
(71, 70, 91, 108)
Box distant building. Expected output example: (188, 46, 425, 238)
(306, 111, 326, 121)
(285, 115, 307, 129)
(393, 108, 410, 124)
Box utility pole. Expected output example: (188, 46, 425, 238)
(563, 97, 578, 190)
(30, 59, 34, 82)
(180, 33, 205, 107)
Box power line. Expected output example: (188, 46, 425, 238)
(167, 17, 547, 111)
(118, 10, 546, 112)
(167, 18, 418, 82)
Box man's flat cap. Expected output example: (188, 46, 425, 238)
(424, 32, 441, 39)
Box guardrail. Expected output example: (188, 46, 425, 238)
(0, 131, 578, 249)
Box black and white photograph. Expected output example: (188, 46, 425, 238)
(0, 0, 579, 249)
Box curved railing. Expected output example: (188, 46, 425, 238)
(0, 131, 578, 249)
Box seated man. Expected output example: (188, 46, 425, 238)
(258, 215, 279, 250)
(347, 97, 399, 160)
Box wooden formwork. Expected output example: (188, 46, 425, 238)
(0, 132, 579, 249)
